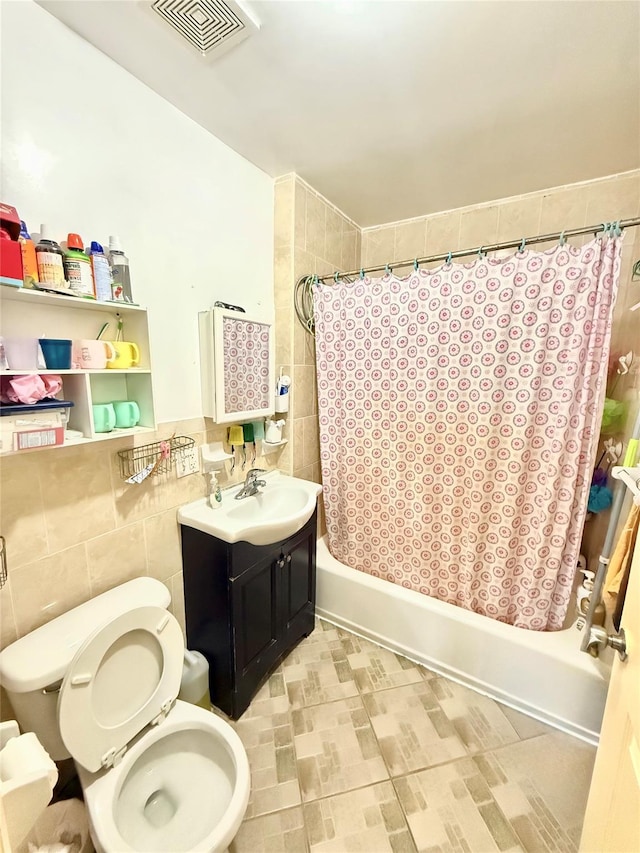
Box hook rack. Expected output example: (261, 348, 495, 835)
(117, 436, 195, 482)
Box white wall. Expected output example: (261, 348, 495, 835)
(0, 1, 274, 422)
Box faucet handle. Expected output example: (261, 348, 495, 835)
(247, 468, 266, 477)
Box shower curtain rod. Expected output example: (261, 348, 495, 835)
(312, 217, 640, 283)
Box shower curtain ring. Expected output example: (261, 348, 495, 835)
(385, 263, 392, 275)
(614, 220, 622, 237)
(518, 237, 526, 254)
(334, 271, 340, 283)
(360, 268, 365, 279)
(559, 230, 567, 246)
(446, 251, 452, 265)
(414, 258, 419, 271)
(599, 222, 608, 237)
(478, 246, 485, 259)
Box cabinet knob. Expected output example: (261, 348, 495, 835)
(286, 554, 292, 563)
(277, 558, 285, 569)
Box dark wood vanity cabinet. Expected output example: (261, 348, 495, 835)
(180, 510, 317, 719)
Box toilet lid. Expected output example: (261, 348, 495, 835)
(58, 606, 184, 772)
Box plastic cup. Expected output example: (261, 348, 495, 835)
(39, 339, 72, 370)
(3, 337, 40, 369)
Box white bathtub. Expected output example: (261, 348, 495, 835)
(316, 537, 610, 744)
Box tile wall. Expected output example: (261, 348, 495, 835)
(0, 419, 282, 656)
(273, 175, 361, 497)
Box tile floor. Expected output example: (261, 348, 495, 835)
(227, 619, 596, 853)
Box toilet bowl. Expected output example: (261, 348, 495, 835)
(78, 702, 249, 853)
(0, 579, 250, 853)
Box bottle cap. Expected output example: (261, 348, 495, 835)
(19, 220, 31, 240)
(109, 235, 123, 252)
(39, 224, 52, 241)
(90, 241, 105, 254)
(67, 233, 84, 250)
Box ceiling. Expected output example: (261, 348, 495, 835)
(38, 0, 640, 226)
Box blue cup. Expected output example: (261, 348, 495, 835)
(39, 338, 72, 370)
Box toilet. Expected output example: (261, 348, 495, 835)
(0, 578, 250, 853)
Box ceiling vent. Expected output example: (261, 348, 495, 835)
(150, 0, 259, 59)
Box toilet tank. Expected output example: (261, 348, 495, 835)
(0, 577, 171, 760)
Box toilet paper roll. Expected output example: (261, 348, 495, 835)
(0, 732, 58, 789)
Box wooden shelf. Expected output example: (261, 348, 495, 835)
(0, 285, 145, 313)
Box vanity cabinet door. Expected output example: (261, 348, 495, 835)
(280, 519, 316, 646)
(230, 552, 282, 715)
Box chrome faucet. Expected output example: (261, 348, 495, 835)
(235, 468, 267, 500)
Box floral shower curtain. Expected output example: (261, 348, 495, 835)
(314, 237, 622, 630)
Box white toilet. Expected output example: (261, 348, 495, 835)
(0, 578, 250, 853)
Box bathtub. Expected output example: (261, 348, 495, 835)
(315, 537, 610, 744)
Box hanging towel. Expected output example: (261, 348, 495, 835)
(604, 504, 640, 616)
(228, 425, 244, 445)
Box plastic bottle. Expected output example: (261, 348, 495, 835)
(35, 225, 65, 287)
(109, 235, 132, 302)
(208, 472, 222, 509)
(178, 650, 211, 709)
(18, 221, 39, 288)
(88, 241, 113, 302)
(63, 233, 95, 298)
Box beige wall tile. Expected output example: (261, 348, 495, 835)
(361, 227, 395, 267)
(86, 522, 147, 596)
(324, 207, 344, 270)
(302, 417, 320, 469)
(275, 306, 292, 365)
(394, 219, 427, 261)
(586, 174, 640, 223)
(40, 444, 116, 552)
(292, 365, 316, 418)
(274, 247, 293, 310)
(425, 212, 461, 255)
(11, 544, 91, 636)
(459, 205, 499, 248)
(497, 196, 542, 242)
(274, 177, 294, 248)
(293, 420, 305, 471)
(305, 193, 326, 259)
(294, 179, 307, 252)
(293, 464, 313, 481)
(0, 581, 17, 647)
(539, 185, 589, 232)
(0, 454, 48, 569)
(341, 228, 359, 272)
(293, 248, 315, 282)
(145, 508, 183, 583)
(294, 320, 308, 367)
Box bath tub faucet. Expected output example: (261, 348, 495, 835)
(235, 468, 267, 500)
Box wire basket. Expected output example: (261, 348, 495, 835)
(117, 436, 196, 482)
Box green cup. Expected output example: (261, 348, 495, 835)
(113, 400, 140, 429)
(92, 403, 116, 433)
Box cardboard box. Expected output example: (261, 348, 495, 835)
(0, 409, 67, 452)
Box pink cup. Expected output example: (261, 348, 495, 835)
(72, 340, 116, 369)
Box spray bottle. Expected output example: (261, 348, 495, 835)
(88, 241, 113, 302)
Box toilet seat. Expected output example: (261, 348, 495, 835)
(58, 606, 184, 772)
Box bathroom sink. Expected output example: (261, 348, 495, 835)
(177, 471, 322, 546)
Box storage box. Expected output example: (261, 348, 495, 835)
(0, 203, 24, 288)
(0, 402, 73, 452)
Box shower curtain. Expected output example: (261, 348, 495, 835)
(314, 237, 622, 630)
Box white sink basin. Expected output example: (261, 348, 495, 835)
(177, 471, 322, 546)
